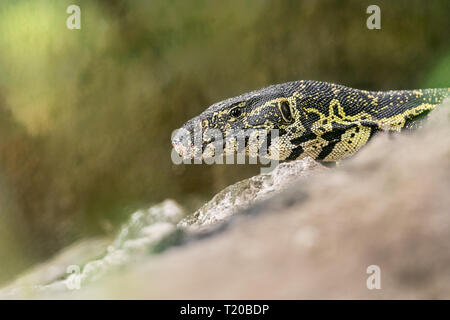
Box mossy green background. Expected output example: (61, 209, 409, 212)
(0, 0, 449, 284)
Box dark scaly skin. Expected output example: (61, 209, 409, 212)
(172, 80, 450, 162)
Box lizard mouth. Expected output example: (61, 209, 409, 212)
(172, 127, 276, 161)
(171, 126, 215, 160)
(171, 134, 226, 160)
(171, 141, 189, 157)
(171, 138, 199, 160)
(172, 127, 193, 158)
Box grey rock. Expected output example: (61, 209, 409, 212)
(178, 157, 326, 229)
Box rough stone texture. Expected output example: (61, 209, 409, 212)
(0, 200, 185, 298)
(0, 238, 110, 297)
(178, 158, 327, 229)
(2, 100, 450, 299)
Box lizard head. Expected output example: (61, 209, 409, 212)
(172, 81, 303, 161)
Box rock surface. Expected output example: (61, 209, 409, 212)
(2, 100, 450, 299)
(178, 157, 327, 229)
(0, 200, 185, 297)
(0, 238, 110, 296)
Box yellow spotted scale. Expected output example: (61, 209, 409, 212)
(173, 80, 450, 162)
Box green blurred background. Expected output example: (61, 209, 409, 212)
(0, 0, 449, 284)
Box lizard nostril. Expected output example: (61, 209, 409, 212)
(171, 129, 183, 145)
(171, 128, 191, 149)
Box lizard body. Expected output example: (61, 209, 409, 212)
(172, 80, 449, 162)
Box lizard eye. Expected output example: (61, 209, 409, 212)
(280, 101, 293, 123)
(230, 107, 242, 118)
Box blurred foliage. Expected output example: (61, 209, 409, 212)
(0, 0, 448, 284)
(425, 53, 450, 88)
